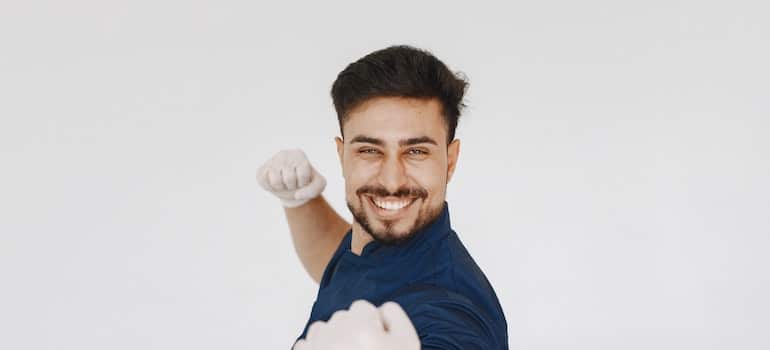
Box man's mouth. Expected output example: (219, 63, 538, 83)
(366, 195, 419, 218)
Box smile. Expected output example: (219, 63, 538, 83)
(366, 195, 419, 217)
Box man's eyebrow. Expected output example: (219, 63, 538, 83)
(399, 136, 438, 147)
(349, 135, 384, 146)
(348, 135, 438, 147)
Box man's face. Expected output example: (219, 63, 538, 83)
(335, 96, 460, 245)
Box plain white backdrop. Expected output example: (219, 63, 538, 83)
(1, 1, 768, 349)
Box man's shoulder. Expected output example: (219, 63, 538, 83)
(386, 283, 489, 316)
(428, 229, 497, 294)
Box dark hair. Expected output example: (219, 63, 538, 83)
(331, 45, 468, 145)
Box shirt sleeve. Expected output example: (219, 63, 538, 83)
(389, 285, 503, 350)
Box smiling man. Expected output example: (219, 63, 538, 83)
(340, 96, 454, 252)
(258, 45, 508, 349)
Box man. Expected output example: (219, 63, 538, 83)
(258, 45, 508, 349)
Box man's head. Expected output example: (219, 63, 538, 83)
(332, 45, 468, 245)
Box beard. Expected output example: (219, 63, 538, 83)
(346, 185, 444, 246)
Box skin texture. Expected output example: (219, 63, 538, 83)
(335, 96, 460, 255)
(283, 195, 350, 282)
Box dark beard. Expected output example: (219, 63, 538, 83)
(346, 197, 444, 246)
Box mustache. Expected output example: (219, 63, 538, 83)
(356, 185, 427, 199)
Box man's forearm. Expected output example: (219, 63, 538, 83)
(284, 195, 350, 283)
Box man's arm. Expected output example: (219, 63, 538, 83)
(391, 286, 505, 350)
(257, 149, 350, 283)
(284, 195, 350, 283)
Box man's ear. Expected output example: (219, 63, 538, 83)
(335, 136, 344, 169)
(447, 138, 460, 183)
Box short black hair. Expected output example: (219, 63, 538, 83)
(331, 45, 468, 145)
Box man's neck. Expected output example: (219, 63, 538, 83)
(350, 223, 374, 256)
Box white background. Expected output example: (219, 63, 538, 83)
(1, 1, 768, 349)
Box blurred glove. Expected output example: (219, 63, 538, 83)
(257, 149, 326, 208)
(293, 300, 420, 350)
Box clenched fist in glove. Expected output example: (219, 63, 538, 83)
(257, 149, 327, 208)
(293, 300, 420, 350)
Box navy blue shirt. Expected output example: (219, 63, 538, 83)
(296, 201, 508, 349)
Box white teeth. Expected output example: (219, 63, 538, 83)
(372, 197, 414, 211)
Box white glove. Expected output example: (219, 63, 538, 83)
(257, 149, 327, 208)
(292, 300, 420, 350)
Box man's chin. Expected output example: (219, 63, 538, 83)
(370, 231, 415, 246)
(348, 200, 423, 245)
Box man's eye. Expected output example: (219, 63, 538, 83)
(408, 149, 427, 155)
(359, 149, 379, 154)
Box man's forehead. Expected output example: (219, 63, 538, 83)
(342, 97, 447, 143)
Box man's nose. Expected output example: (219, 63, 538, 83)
(377, 155, 408, 194)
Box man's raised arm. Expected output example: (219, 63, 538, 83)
(257, 149, 350, 283)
